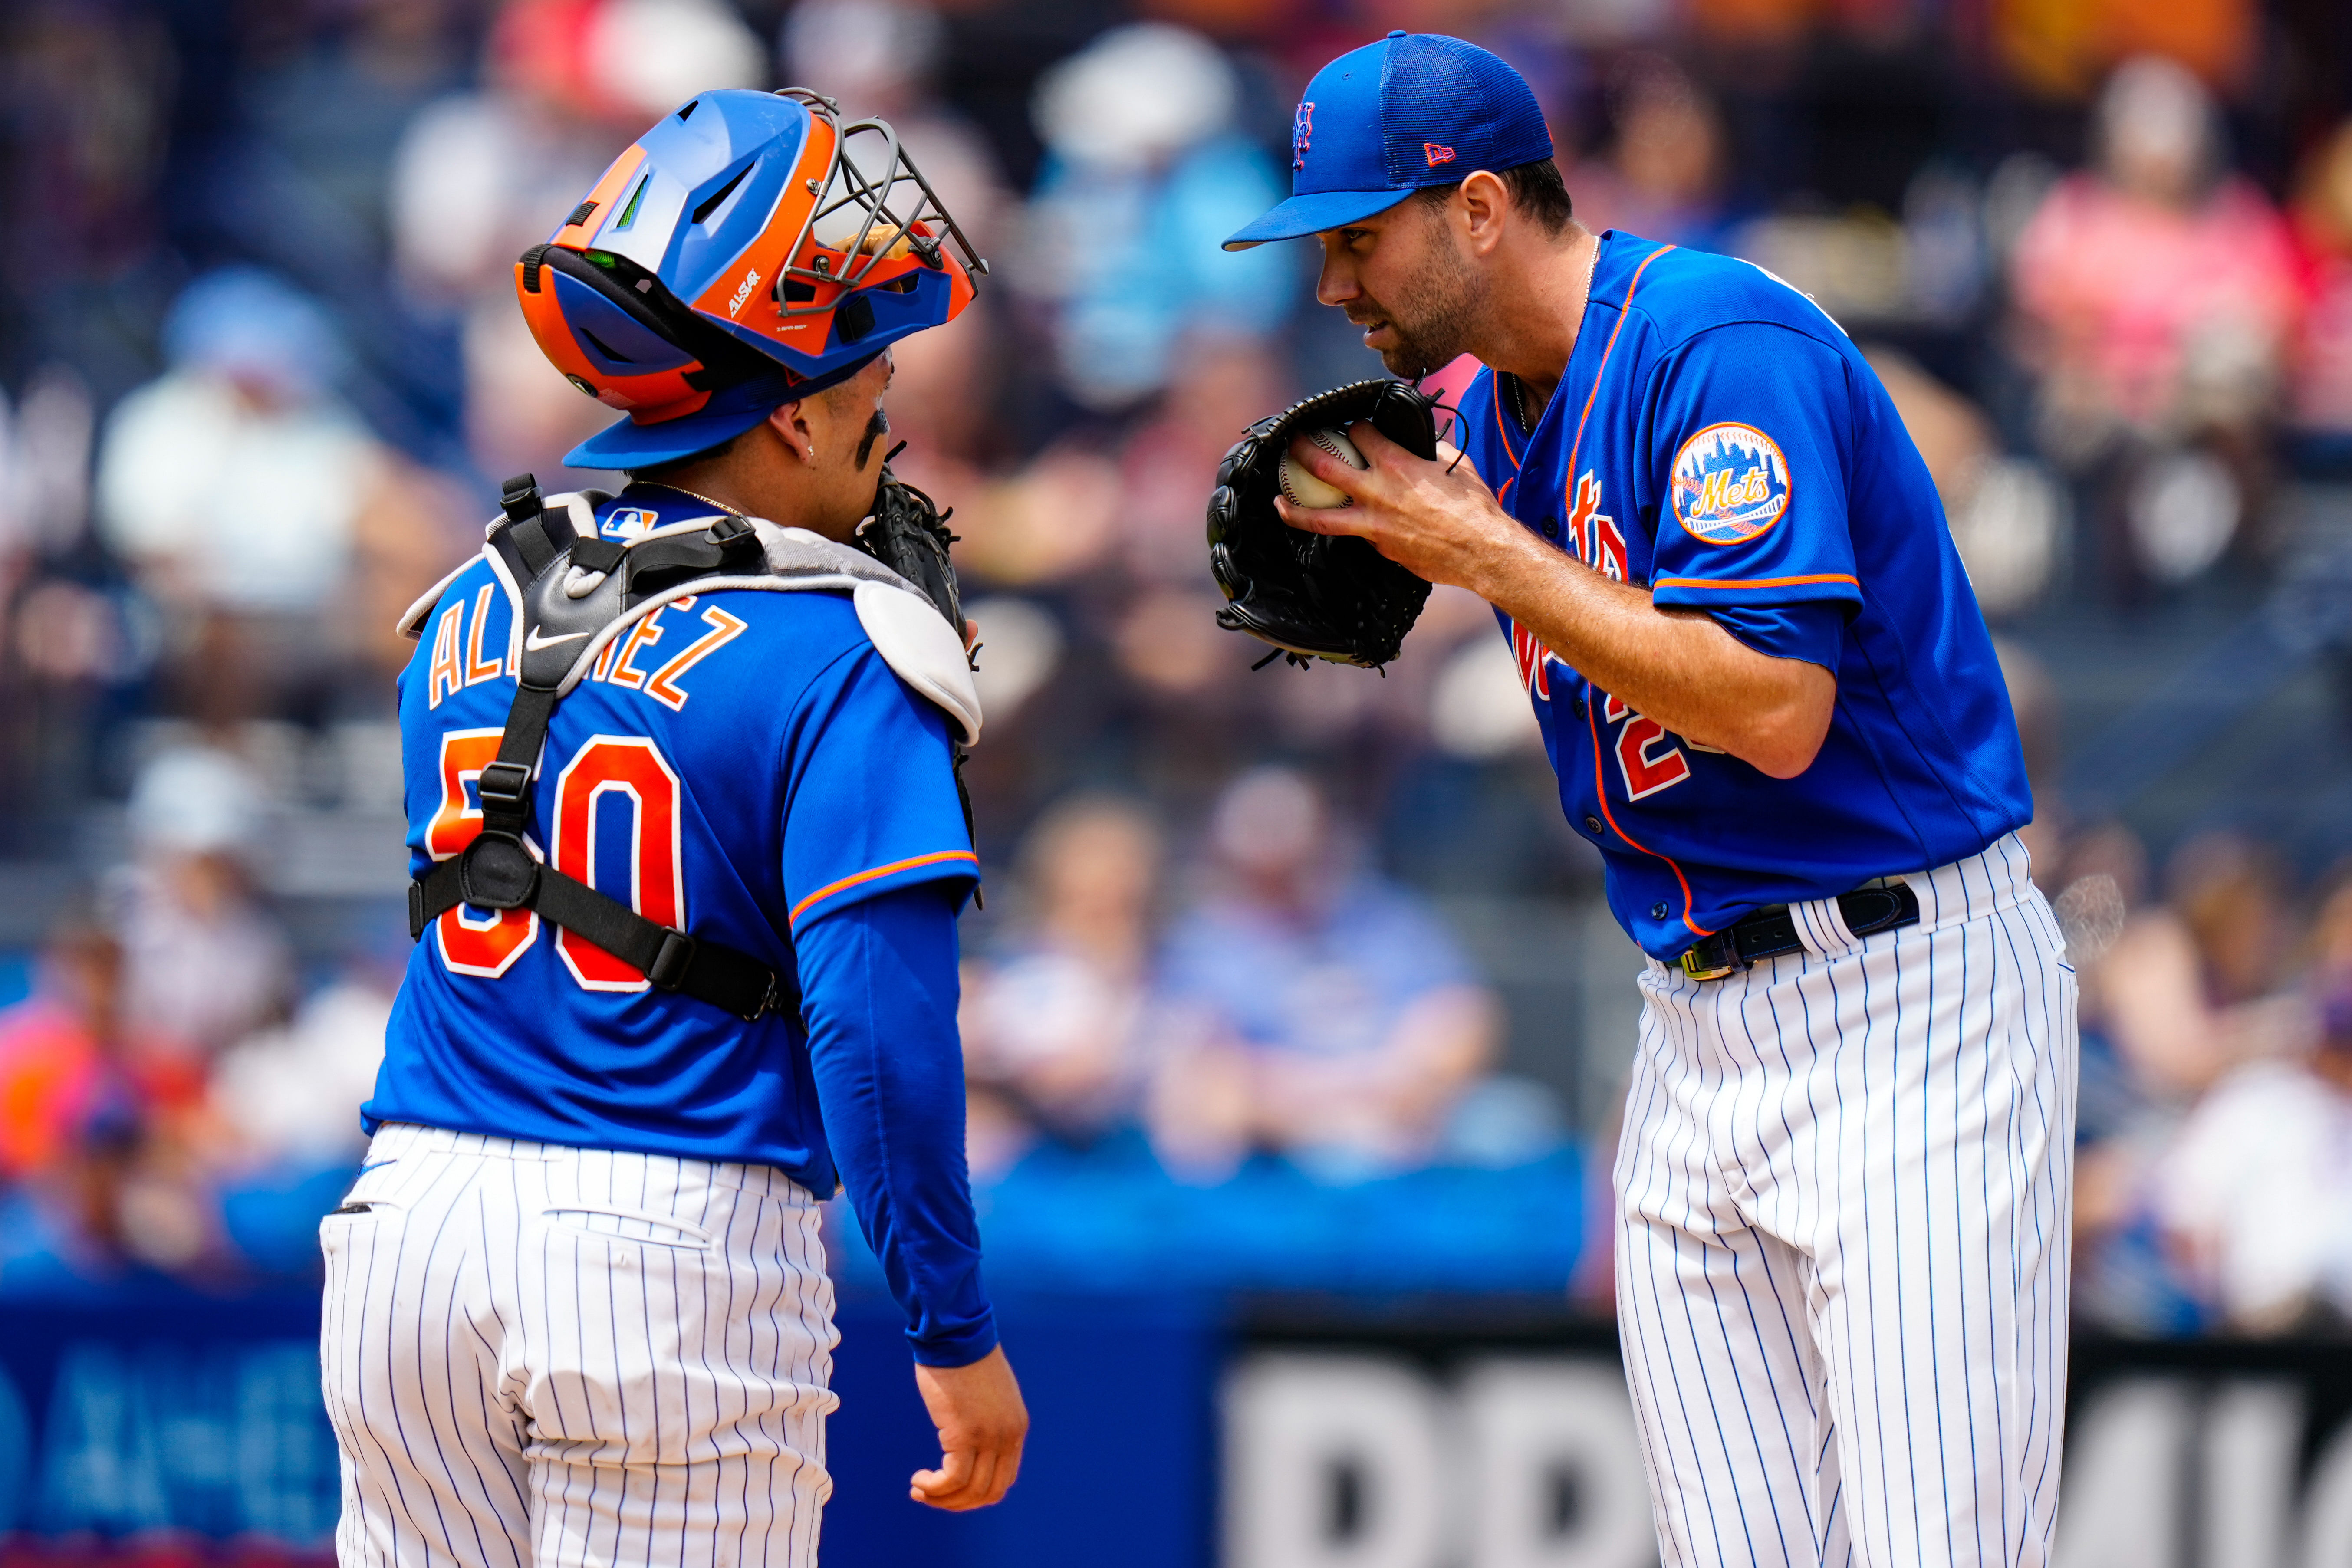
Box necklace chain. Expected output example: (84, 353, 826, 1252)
(646, 480, 747, 521)
(1507, 232, 1603, 436)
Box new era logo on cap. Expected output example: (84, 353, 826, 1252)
(1224, 32, 1553, 250)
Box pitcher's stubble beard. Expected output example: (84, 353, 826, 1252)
(1354, 217, 1487, 381)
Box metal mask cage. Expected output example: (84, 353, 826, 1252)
(770, 87, 990, 315)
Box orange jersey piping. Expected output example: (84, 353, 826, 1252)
(1652, 573, 1861, 591)
(1559, 241, 1712, 940)
(1562, 243, 1674, 518)
(1489, 381, 1524, 470)
(1587, 700, 1716, 938)
(789, 850, 980, 927)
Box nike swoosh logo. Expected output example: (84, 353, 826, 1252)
(525, 628, 589, 651)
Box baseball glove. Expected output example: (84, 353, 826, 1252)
(1206, 379, 1440, 670)
(852, 444, 966, 638)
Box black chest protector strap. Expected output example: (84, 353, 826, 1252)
(407, 474, 791, 1024)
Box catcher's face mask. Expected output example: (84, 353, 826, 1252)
(516, 88, 985, 447)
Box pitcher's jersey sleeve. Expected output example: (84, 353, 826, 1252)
(780, 641, 978, 930)
(1639, 322, 1861, 670)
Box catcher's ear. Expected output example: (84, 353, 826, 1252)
(766, 400, 818, 464)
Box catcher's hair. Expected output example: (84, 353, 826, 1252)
(630, 429, 750, 482)
(627, 379, 868, 481)
(1414, 157, 1573, 235)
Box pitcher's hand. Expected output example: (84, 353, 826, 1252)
(910, 1346, 1028, 1510)
(1276, 421, 1526, 600)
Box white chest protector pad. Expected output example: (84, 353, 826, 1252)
(395, 478, 984, 1024)
(398, 490, 982, 744)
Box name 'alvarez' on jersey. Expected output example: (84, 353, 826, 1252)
(372, 484, 980, 1184)
(1454, 232, 2031, 960)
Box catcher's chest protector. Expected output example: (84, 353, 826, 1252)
(397, 475, 980, 1021)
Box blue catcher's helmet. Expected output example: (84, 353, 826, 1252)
(516, 87, 987, 468)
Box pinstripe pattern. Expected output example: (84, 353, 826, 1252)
(320, 1123, 839, 1568)
(1614, 834, 2077, 1568)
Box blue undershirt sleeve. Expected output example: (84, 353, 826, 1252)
(795, 879, 996, 1368)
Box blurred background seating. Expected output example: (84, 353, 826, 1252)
(0, 0, 2346, 1344)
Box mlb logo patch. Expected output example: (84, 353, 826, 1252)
(1669, 422, 1791, 545)
(602, 506, 661, 542)
(1423, 142, 1456, 166)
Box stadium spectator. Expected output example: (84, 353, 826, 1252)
(0, 914, 225, 1287)
(1146, 767, 1497, 1179)
(1566, 55, 1737, 254)
(2069, 828, 2318, 1330)
(2099, 832, 2309, 1095)
(2009, 56, 2298, 592)
(1018, 24, 1297, 414)
(92, 270, 391, 724)
(0, 917, 148, 1184)
(208, 972, 390, 1173)
(105, 745, 293, 1062)
(961, 795, 1165, 1177)
(2288, 118, 2352, 473)
(0, 5, 176, 401)
(2154, 872, 2352, 1331)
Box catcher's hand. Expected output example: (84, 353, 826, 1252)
(853, 448, 967, 642)
(1206, 379, 1440, 670)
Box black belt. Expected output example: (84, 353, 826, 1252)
(1678, 880, 1920, 981)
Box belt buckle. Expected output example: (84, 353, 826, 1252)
(1678, 934, 1742, 983)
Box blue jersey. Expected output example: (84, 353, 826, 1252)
(369, 484, 995, 1361)
(1455, 233, 2031, 960)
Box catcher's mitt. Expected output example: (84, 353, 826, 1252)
(1206, 379, 1439, 670)
(852, 444, 966, 639)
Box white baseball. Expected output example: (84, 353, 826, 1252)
(1279, 428, 1367, 509)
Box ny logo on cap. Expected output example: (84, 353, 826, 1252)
(1424, 142, 1456, 167)
(1293, 102, 1315, 170)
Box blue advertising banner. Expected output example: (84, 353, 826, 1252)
(0, 1288, 1217, 1565)
(0, 1295, 339, 1555)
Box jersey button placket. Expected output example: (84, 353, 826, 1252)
(1584, 815, 1604, 835)
(1650, 902, 1668, 919)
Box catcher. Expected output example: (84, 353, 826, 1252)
(323, 88, 1023, 1568)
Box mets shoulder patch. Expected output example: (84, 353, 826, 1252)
(1670, 422, 1791, 545)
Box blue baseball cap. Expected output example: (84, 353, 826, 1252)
(1224, 32, 1553, 251)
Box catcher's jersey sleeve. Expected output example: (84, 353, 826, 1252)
(796, 881, 995, 1366)
(780, 639, 979, 930)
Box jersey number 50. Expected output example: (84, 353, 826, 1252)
(427, 730, 685, 990)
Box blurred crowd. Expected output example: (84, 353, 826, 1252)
(0, 0, 2350, 1325)
(2052, 823, 2352, 1336)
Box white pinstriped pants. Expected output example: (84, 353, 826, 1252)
(319, 1123, 838, 1568)
(1615, 834, 2076, 1568)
